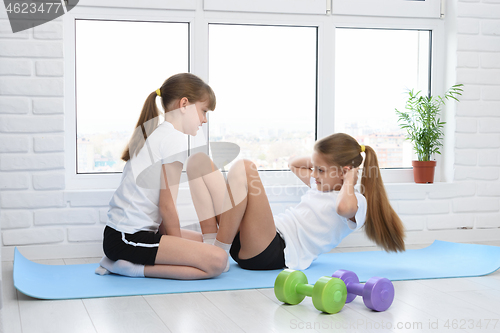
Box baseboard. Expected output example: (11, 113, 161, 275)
(2, 242, 104, 261)
(3, 229, 500, 261)
(337, 228, 500, 248)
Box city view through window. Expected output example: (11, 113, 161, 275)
(75, 19, 189, 173)
(208, 24, 317, 171)
(76, 22, 430, 173)
(335, 28, 431, 168)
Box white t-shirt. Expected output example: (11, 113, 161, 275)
(107, 121, 188, 234)
(274, 177, 367, 270)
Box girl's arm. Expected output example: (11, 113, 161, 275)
(336, 167, 359, 222)
(289, 156, 313, 187)
(158, 162, 183, 237)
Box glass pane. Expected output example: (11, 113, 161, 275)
(335, 28, 431, 168)
(209, 24, 317, 171)
(75, 20, 189, 173)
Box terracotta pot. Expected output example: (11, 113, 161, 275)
(412, 160, 437, 184)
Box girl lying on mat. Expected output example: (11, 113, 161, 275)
(96, 73, 229, 280)
(190, 133, 406, 271)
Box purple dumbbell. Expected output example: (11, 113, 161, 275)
(332, 269, 394, 312)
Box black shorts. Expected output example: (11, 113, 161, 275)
(103, 226, 162, 266)
(230, 231, 286, 270)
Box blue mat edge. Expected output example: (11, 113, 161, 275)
(13, 240, 500, 300)
(13, 248, 265, 300)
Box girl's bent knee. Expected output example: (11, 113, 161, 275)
(242, 159, 256, 169)
(186, 152, 212, 177)
(238, 159, 257, 175)
(229, 159, 256, 181)
(206, 247, 228, 277)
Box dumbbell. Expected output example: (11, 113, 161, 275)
(274, 269, 347, 314)
(331, 269, 394, 312)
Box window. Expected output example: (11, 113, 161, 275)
(65, 1, 445, 188)
(208, 24, 317, 171)
(334, 28, 431, 168)
(75, 19, 189, 174)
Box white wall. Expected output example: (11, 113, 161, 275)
(1, 0, 499, 260)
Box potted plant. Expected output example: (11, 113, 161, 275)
(396, 84, 463, 183)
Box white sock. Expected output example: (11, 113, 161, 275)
(203, 233, 217, 245)
(98, 256, 145, 278)
(214, 239, 231, 272)
(95, 265, 110, 276)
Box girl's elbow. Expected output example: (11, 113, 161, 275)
(335, 204, 345, 217)
(336, 203, 357, 219)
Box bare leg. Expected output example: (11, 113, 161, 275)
(186, 152, 232, 234)
(187, 156, 277, 262)
(217, 159, 277, 260)
(158, 222, 203, 242)
(144, 235, 227, 279)
(180, 228, 203, 242)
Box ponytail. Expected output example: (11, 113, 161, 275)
(361, 145, 405, 252)
(121, 91, 160, 161)
(314, 133, 405, 252)
(121, 73, 216, 162)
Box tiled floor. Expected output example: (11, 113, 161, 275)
(3, 241, 500, 333)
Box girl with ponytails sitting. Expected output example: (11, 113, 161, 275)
(96, 73, 228, 279)
(189, 133, 406, 270)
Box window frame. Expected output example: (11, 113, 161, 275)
(64, 1, 446, 189)
(63, 5, 198, 189)
(203, 0, 327, 15)
(330, 14, 446, 183)
(331, 0, 442, 19)
(76, 0, 198, 11)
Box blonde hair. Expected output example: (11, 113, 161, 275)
(314, 133, 405, 252)
(121, 73, 216, 161)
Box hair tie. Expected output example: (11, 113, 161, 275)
(360, 145, 365, 153)
(156, 88, 161, 97)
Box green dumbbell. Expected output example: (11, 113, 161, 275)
(274, 269, 347, 314)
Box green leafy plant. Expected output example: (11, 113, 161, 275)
(396, 84, 463, 162)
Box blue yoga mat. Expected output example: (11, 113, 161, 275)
(13, 240, 500, 300)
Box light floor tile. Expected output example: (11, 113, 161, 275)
(2, 261, 22, 333)
(471, 275, 500, 290)
(418, 277, 492, 293)
(17, 294, 96, 333)
(88, 309, 169, 333)
(83, 295, 157, 317)
(2, 240, 500, 333)
(259, 287, 386, 333)
(448, 289, 500, 316)
(145, 292, 244, 333)
(394, 280, 499, 323)
(203, 289, 307, 333)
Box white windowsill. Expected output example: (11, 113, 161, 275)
(64, 167, 444, 191)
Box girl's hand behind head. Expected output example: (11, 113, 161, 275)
(343, 166, 359, 185)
